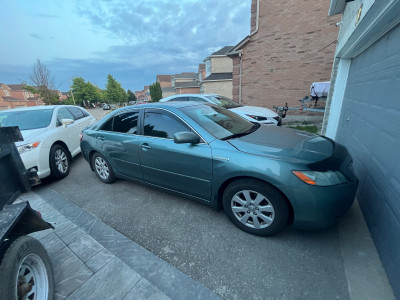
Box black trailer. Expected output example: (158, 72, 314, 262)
(0, 127, 54, 300)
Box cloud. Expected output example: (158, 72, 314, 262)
(30, 33, 45, 40)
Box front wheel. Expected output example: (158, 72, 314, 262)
(49, 144, 70, 179)
(0, 236, 54, 300)
(223, 179, 289, 236)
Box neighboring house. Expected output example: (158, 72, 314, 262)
(174, 81, 201, 94)
(227, 0, 339, 108)
(60, 92, 69, 101)
(161, 87, 176, 98)
(322, 1, 400, 296)
(200, 46, 234, 98)
(135, 90, 146, 101)
(144, 85, 151, 102)
(156, 75, 173, 87)
(0, 83, 44, 110)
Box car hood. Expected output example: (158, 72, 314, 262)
(228, 125, 334, 163)
(229, 106, 278, 117)
(15, 128, 47, 146)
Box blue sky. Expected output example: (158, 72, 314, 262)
(0, 0, 251, 92)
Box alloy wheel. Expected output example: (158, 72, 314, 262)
(55, 149, 68, 174)
(231, 190, 275, 229)
(95, 156, 109, 180)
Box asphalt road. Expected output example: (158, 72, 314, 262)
(35, 108, 351, 299)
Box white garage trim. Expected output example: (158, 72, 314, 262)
(325, 58, 351, 139)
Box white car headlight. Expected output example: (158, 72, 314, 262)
(292, 170, 347, 186)
(17, 141, 40, 154)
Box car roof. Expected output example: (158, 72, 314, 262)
(161, 94, 219, 101)
(118, 101, 209, 111)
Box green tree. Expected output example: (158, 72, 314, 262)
(149, 82, 162, 102)
(71, 77, 103, 106)
(127, 89, 137, 102)
(106, 74, 127, 104)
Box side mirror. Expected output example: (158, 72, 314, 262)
(61, 118, 74, 128)
(174, 132, 200, 144)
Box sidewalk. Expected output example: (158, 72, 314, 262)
(18, 190, 220, 300)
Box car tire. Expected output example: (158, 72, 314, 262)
(0, 236, 54, 300)
(92, 152, 116, 183)
(223, 179, 288, 236)
(49, 144, 70, 179)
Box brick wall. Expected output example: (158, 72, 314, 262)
(202, 81, 233, 98)
(211, 57, 233, 73)
(176, 87, 201, 94)
(232, 0, 339, 109)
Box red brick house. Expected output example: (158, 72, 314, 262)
(156, 75, 173, 88)
(0, 83, 44, 110)
(227, 0, 339, 108)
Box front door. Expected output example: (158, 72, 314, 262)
(138, 108, 212, 201)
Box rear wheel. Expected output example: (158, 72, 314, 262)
(92, 153, 116, 183)
(49, 144, 70, 179)
(223, 179, 288, 236)
(0, 236, 54, 300)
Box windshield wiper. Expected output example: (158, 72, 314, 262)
(221, 123, 260, 140)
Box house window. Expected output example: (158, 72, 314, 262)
(4, 90, 10, 96)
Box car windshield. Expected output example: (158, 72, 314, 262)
(205, 95, 242, 109)
(0, 109, 53, 130)
(180, 104, 257, 140)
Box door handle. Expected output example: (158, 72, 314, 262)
(141, 143, 151, 151)
(97, 136, 105, 141)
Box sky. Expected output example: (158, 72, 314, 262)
(0, 0, 251, 92)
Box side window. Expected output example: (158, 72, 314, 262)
(80, 108, 89, 117)
(113, 111, 139, 134)
(144, 111, 190, 139)
(67, 107, 85, 120)
(57, 108, 74, 126)
(100, 117, 113, 131)
(189, 97, 207, 102)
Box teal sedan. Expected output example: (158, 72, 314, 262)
(80, 102, 357, 236)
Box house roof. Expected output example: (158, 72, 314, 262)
(226, 36, 251, 55)
(203, 73, 233, 81)
(175, 81, 200, 88)
(7, 84, 26, 91)
(211, 46, 234, 56)
(157, 75, 172, 82)
(174, 73, 197, 79)
(1, 96, 27, 102)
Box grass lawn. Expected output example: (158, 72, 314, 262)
(287, 125, 319, 134)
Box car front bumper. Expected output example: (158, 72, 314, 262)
(20, 146, 51, 179)
(280, 180, 358, 230)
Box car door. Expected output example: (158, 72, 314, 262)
(138, 108, 212, 201)
(96, 109, 142, 180)
(65, 107, 90, 155)
(56, 107, 82, 155)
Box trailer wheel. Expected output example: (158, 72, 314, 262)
(0, 236, 54, 300)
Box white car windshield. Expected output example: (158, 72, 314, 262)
(0, 109, 54, 130)
(205, 95, 242, 109)
(180, 104, 258, 140)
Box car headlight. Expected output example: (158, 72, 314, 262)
(17, 141, 40, 154)
(292, 170, 347, 186)
(245, 114, 268, 121)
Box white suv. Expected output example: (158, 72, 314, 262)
(160, 94, 281, 125)
(0, 105, 96, 179)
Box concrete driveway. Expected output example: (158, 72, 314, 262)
(35, 149, 394, 299)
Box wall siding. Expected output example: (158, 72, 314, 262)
(335, 23, 400, 296)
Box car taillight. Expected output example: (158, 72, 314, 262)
(79, 133, 83, 141)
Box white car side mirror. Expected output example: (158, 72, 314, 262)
(61, 118, 74, 128)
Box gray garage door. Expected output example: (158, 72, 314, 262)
(335, 23, 400, 295)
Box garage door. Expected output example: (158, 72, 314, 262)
(335, 23, 400, 294)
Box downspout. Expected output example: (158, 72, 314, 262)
(239, 51, 243, 104)
(249, 0, 259, 36)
